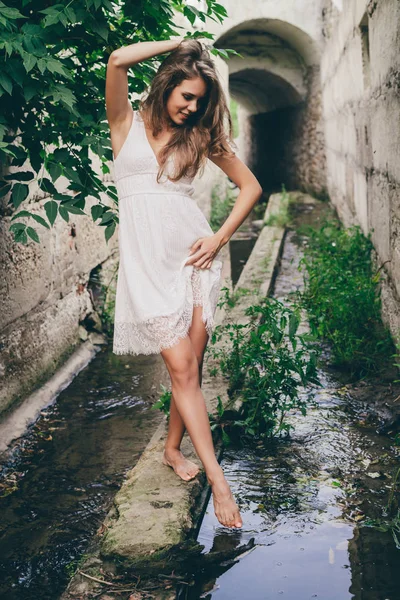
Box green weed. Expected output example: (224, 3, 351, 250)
(299, 220, 394, 376)
(210, 183, 236, 233)
(151, 383, 172, 417)
(208, 296, 321, 441)
(264, 185, 291, 228)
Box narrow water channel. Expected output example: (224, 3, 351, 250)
(0, 350, 166, 599)
(0, 226, 255, 600)
(181, 207, 400, 599)
(1, 204, 399, 600)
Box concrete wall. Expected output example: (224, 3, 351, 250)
(320, 0, 400, 340)
(0, 166, 119, 416)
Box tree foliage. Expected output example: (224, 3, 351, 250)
(0, 0, 233, 244)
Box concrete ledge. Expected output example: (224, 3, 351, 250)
(0, 334, 105, 456)
(99, 204, 286, 566)
(99, 243, 232, 566)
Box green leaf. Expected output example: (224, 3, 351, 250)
(213, 47, 229, 60)
(54, 193, 74, 203)
(217, 395, 225, 417)
(11, 183, 29, 208)
(53, 148, 70, 162)
(26, 226, 40, 243)
(105, 221, 116, 242)
(0, 143, 18, 157)
(0, 72, 13, 95)
(47, 162, 63, 182)
(4, 171, 34, 182)
(91, 204, 104, 221)
(212, 2, 228, 16)
(23, 84, 37, 102)
(22, 52, 37, 74)
(37, 58, 47, 75)
(40, 177, 58, 195)
(39, 4, 65, 15)
(64, 7, 77, 23)
(289, 312, 300, 339)
(0, 183, 11, 197)
(9, 222, 27, 232)
(63, 167, 81, 186)
(44, 200, 58, 225)
(9, 145, 28, 167)
(91, 19, 109, 41)
(30, 213, 50, 229)
(64, 204, 85, 215)
(46, 57, 73, 80)
(13, 228, 28, 245)
(59, 205, 70, 222)
(0, 6, 27, 20)
(50, 85, 76, 110)
(43, 12, 63, 27)
(100, 211, 114, 225)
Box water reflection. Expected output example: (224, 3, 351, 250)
(0, 348, 166, 600)
(181, 227, 400, 600)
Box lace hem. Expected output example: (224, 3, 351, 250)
(112, 266, 219, 356)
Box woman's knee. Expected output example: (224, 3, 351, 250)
(171, 357, 199, 388)
(161, 339, 199, 387)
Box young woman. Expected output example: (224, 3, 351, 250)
(106, 38, 262, 529)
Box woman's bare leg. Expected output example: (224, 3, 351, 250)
(160, 329, 242, 529)
(163, 306, 207, 481)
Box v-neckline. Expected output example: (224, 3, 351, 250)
(138, 110, 170, 169)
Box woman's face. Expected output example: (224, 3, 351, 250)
(166, 76, 207, 125)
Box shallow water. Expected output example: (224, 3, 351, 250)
(230, 237, 257, 287)
(1, 210, 399, 600)
(185, 213, 400, 600)
(0, 234, 254, 600)
(0, 349, 166, 600)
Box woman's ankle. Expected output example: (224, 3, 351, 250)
(206, 465, 225, 485)
(164, 444, 181, 454)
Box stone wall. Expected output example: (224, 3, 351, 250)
(0, 179, 119, 415)
(320, 0, 400, 341)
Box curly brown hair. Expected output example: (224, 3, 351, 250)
(139, 39, 235, 183)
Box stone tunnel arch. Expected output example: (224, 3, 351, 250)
(215, 18, 327, 199)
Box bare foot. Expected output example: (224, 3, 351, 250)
(162, 448, 200, 482)
(209, 474, 242, 528)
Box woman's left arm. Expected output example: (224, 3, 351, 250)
(185, 154, 263, 269)
(209, 153, 263, 245)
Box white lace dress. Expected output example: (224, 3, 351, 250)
(112, 109, 223, 356)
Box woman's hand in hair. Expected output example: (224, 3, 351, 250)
(185, 234, 224, 270)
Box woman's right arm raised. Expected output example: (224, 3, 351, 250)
(106, 39, 183, 156)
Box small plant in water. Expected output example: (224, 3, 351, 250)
(299, 220, 394, 376)
(210, 181, 237, 233)
(217, 285, 251, 310)
(152, 383, 172, 416)
(363, 464, 400, 549)
(208, 295, 321, 441)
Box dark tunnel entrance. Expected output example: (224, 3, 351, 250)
(217, 19, 327, 200)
